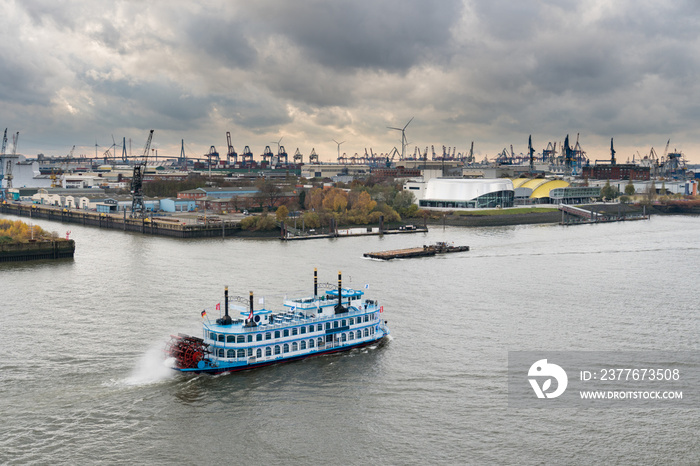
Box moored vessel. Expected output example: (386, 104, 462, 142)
(165, 269, 389, 374)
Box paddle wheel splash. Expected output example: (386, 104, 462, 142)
(165, 334, 211, 369)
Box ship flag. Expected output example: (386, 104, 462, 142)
(364, 284, 369, 289)
(380, 306, 384, 313)
(215, 303, 220, 311)
(201, 310, 207, 318)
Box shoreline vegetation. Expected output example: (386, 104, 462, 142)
(0, 219, 57, 243)
(0, 219, 75, 262)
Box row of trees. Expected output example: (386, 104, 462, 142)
(240, 182, 421, 231)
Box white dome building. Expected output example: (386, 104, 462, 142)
(404, 178, 515, 210)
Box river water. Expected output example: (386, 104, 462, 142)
(1, 213, 699, 464)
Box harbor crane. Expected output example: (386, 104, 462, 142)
(226, 131, 237, 165)
(130, 130, 154, 218)
(241, 146, 254, 166)
(293, 148, 303, 164)
(0, 129, 6, 199)
(309, 148, 319, 164)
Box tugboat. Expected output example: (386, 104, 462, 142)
(165, 269, 390, 374)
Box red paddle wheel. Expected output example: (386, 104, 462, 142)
(165, 334, 211, 369)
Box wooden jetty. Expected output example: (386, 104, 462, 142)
(558, 204, 649, 225)
(364, 242, 469, 260)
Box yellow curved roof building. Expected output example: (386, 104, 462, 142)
(511, 178, 570, 199)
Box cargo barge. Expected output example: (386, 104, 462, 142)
(364, 242, 469, 260)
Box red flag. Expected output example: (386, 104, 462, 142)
(216, 303, 220, 311)
(380, 305, 384, 313)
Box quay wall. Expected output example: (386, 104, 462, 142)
(0, 239, 75, 262)
(0, 203, 243, 238)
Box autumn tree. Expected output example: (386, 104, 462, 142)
(276, 205, 289, 222)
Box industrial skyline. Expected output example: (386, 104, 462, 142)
(1, 1, 699, 163)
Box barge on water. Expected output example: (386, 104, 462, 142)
(165, 269, 389, 374)
(364, 241, 469, 260)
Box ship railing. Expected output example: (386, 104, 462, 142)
(245, 305, 378, 332)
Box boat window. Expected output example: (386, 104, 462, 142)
(317, 324, 323, 331)
(292, 328, 298, 336)
(266, 332, 271, 340)
(266, 347, 272, 356)
(256, 348, 262, 358)
(256, 334, 262, 341)
(348, 332, 354, 340)
(309, 339, 315, 348)
(364, 328, 369, 337)
(238, 349, 245, 358)
(210, 332, 217, 340)
(248, 348, 253, 356)
(349, 318, 354, 325)
(283, 344, 289, 353)
(227, 349, 235, 358)
(274, 331, 280, 338)
(274, 345, 280, 355)
(218, 349, 224, 357)
(341, 320, 346, 327)
(292, 342, 298, 351)
(218, 334, 225, 342)
(237, 335, 245, 343)
(340, 333, 346, 342)
(356, 330, 362, 339)
(227, 335, 235, 343)
(333, 321, 338, 329)
(248, 335, 253, 342)
(283, 329, 289, 337)
(300, 327, 306, 334)
(300, 341, 306, 350)
(317, 337, 324, 346)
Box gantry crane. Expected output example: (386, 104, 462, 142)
(130, 130, 154, 218)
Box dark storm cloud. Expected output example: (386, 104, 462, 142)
(2, 1, 700, 160)
(184, 15, 257, 68)
(241, 0, 463, 71)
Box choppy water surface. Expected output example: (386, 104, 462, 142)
(1, 214, 699, 464)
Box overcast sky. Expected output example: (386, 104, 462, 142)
(2, 0, 699, 164)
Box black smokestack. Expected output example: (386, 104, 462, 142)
(219, 286, 232, 325)
(314, 268, 318, 297)
(335, 270, 347, 314)
(249, 291, 254, 315)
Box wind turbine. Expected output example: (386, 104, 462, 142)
(333, 139, 345, 162)
(387, 117, 414, 160)
(271, 137, 283, 151)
